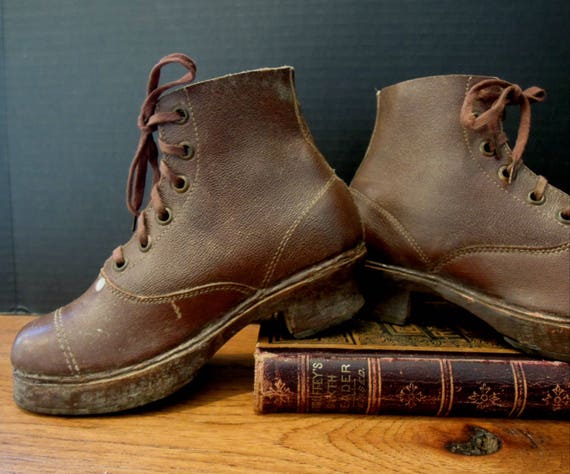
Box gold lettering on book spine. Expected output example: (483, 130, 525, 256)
(309, 357, 324, 412)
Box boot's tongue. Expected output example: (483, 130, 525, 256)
(126, 53, 197, 217)
(459, 78, 546, 182)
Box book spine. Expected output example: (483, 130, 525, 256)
(254, 350, 570, 418)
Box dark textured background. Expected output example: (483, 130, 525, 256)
(1, 0, 569, 313)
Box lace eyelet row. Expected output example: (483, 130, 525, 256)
(114, 52, 197, 273)
(133, 105, 192, 258)
(113, 106, 194, 271)
(494, 164, 570, 225)
(480, 142, 568, 225)
(170, 106, 195, 161)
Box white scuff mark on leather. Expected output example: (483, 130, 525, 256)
(95, 277, 106, 292)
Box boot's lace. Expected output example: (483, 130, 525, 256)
(112, 53, 197, 268)
(460, 78, 569, 222)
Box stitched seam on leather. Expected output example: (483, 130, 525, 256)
(354, 91, 382, 181)
(288, 69, 332, 174)
(107, 284, 253, 305)
(433, 242, 570, 273)
(164, 89, 202, 216)
(184, 88, 201, 193)
(289, 68, 312, 146)
(351, 188, 431, 265)
(100, 271, 255, 304)
(462, 76, 569, 229)
(54, 308, 80, 375)
(261, 175, 337, 288)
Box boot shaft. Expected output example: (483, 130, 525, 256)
(352, 74, 569, 267)
(106, 67, 362, 294)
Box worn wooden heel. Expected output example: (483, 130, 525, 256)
(368, 282, 413, 325)
(282, 263, 365, 339)
(361, 266, 413, 325)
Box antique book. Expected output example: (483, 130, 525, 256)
(254, 299, 570, 418)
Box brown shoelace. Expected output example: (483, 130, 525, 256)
(112, 53, 197, 267)
(460, 78, 569, 220)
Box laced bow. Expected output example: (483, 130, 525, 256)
(112, 53, 197, 266)
(460, 79, 569, 221)
(460, 78, 546, 182)
(127, 53, 197, 216)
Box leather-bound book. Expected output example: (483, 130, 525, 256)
(254, 299, 570, 418)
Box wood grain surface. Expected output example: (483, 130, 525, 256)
(1, 315, 568, 473)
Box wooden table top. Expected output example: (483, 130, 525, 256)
(1, 315, 568, 473)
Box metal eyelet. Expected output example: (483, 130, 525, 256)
(156, 207, 173, 225)
(556, 210, 570, 224)
(527, 191, 546, 206)
(138, 237, 152, 253)
(113, 258, 128, 272)
(173, 175, 189, 193)
(179, 141, 195, 160)
(173, 106, 189, 124)
(498, 165, 510, 182)
(479, 140, 495, 157)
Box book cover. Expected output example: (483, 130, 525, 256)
(254, 299, 570, 418)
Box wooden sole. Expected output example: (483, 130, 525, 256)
(363, 260, 570, 362)
(13, 244, 366, 415)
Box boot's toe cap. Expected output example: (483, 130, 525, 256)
(11, 312, 74, 376)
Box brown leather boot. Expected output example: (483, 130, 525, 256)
(11, 54, 366, 414)
(351, 75, 570, 361)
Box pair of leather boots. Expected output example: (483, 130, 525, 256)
(11, 54, 570, 415)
